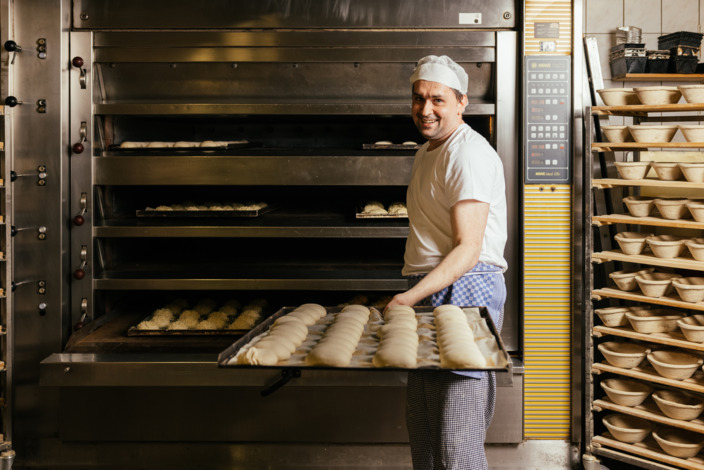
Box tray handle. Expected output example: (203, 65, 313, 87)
(261, 368, 301, 397)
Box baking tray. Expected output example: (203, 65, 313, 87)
(136, 204, 275, 218)
(362, 143, 420, 150)
(355, 204, 408, 219)
(127, 310, 263, 336)
(128, 324, 248, 336)
(217, 305, 511, 372)
(108, 141, 259, 152)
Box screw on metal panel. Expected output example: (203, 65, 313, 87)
(64, 367, 71, 373)
(80, 13, 89, 20)
(503, 12, 512, 20)
(37, 165, 46, 172)
(37, 38, 46, 45)
(38, 287, 46, 295)
(37, 179, 46, 186)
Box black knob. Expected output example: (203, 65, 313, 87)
(72, 56, 84, 68)
(10, 171, 17, 182)
(72, 143, 84, 154)
(4, 41, 21, 52)
(74, 269, 85, 280)
(73, 215, 85, 226)
(4, 96, 19, 107)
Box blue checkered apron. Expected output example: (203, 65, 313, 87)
(406, 262, 506, 470)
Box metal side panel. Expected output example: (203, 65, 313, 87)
(496, 30, 520, 352)
(7, 0, 71, 441)
(0, 0, 11, 453)
(72, 0, 516, 30)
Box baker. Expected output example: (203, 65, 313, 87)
(385, 55, 508, 469)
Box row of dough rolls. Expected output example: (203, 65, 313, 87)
(372, 305, 418, 368)
(305, 305, 371, 367)
(434, 305, 487, 369)
(238, 303, 326, 366)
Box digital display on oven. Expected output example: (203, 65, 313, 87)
(524, 55, 571, 183)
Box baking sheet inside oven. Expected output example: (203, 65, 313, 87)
(362, 143, 421, 150)
(127, 298, 270, 336)
(355, 203, 408, 219)
(108, 141, 259, 152)
(136, 204, 275, 218)
(218, 306, 510, 371)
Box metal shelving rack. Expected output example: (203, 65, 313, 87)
(585, 103, 704, 470)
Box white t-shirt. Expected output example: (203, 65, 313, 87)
(402, 123, 508, 275)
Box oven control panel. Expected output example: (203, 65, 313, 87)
(524, 55, 571, 184)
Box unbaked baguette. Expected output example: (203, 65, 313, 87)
(434, 305, 487, 369)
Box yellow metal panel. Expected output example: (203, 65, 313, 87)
(523, 184, 571, 439)
(524, 0, 572, 55)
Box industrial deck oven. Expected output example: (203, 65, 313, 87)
(1, 1, 531, 468)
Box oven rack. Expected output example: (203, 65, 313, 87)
(93, 155, 415, 186)
(93, 266, 407, 291)
(95, 224, 409, 238)
(94, 209, 409, 238)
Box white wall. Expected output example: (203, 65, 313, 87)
(584, 0, 703, 132)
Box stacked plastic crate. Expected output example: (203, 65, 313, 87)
(658, 31, 704, 74)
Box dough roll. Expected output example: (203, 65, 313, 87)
(434, 305, 487, 369)
(373, 306, 418, 368)
(306, 305, 370, 367)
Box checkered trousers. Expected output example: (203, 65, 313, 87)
(406, 263, 506, 470)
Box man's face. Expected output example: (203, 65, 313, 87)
(411, 80, 467, 148)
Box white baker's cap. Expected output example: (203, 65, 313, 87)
(409, 55, 468, 94)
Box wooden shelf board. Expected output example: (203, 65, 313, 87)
(612, 73, 704, 82)
(593, 103, 704, 115)
(593, 142, 704, 151)
(593, 178, 704, 189)
(592, 434, 704, 470)
(592, 250, 704, 270)
(593, 323, 704, 351)
(592, 362, 704, 394)
(593, 397, 704, 434)
(592, 288, 704, 313)
(593, 213, 704, 229)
